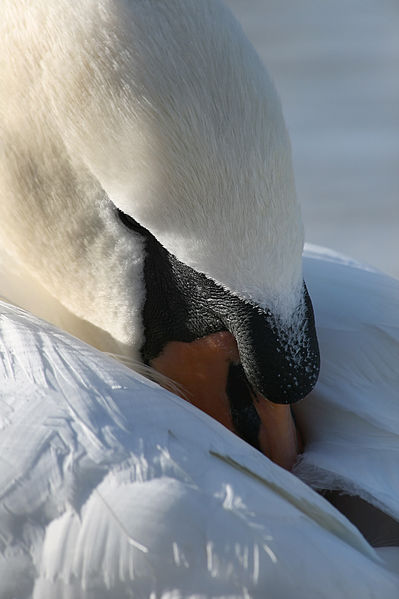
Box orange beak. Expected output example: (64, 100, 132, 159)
(151, 331, 302, 470)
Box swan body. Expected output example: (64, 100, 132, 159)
(296, 246, 399, 523)
(0, 0, 399, 596)
(0, 246, 399, 598)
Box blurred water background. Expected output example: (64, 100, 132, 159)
(226, 0, 399, 278)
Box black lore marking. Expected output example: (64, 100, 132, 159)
(116, 209, 225, 361)
(116, 208, 320, 404)
(226, 363, 261, 450)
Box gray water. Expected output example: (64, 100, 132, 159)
(226, 0, 399, 278)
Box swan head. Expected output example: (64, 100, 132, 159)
(0, 0, 319, 468)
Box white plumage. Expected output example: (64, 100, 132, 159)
(1, 0, 398, 596)
(0, 246, 398, 598)
(296, 246, 399, 523)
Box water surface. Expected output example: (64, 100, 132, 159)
(226, 0, 399, 277)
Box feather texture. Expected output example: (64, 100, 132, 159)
(0, 247, 398, 597)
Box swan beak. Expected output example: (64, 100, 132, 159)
(151, 331, 302, 470)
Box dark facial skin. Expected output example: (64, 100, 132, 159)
(117, 208, 319, 467)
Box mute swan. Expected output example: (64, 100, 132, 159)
(0, 0, 398, 597)
(0, 0, 320, 470)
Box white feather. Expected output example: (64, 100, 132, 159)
(0, 253, 398, 597)
(0, 0, 398, 596)
(295, 245, 399, 522)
